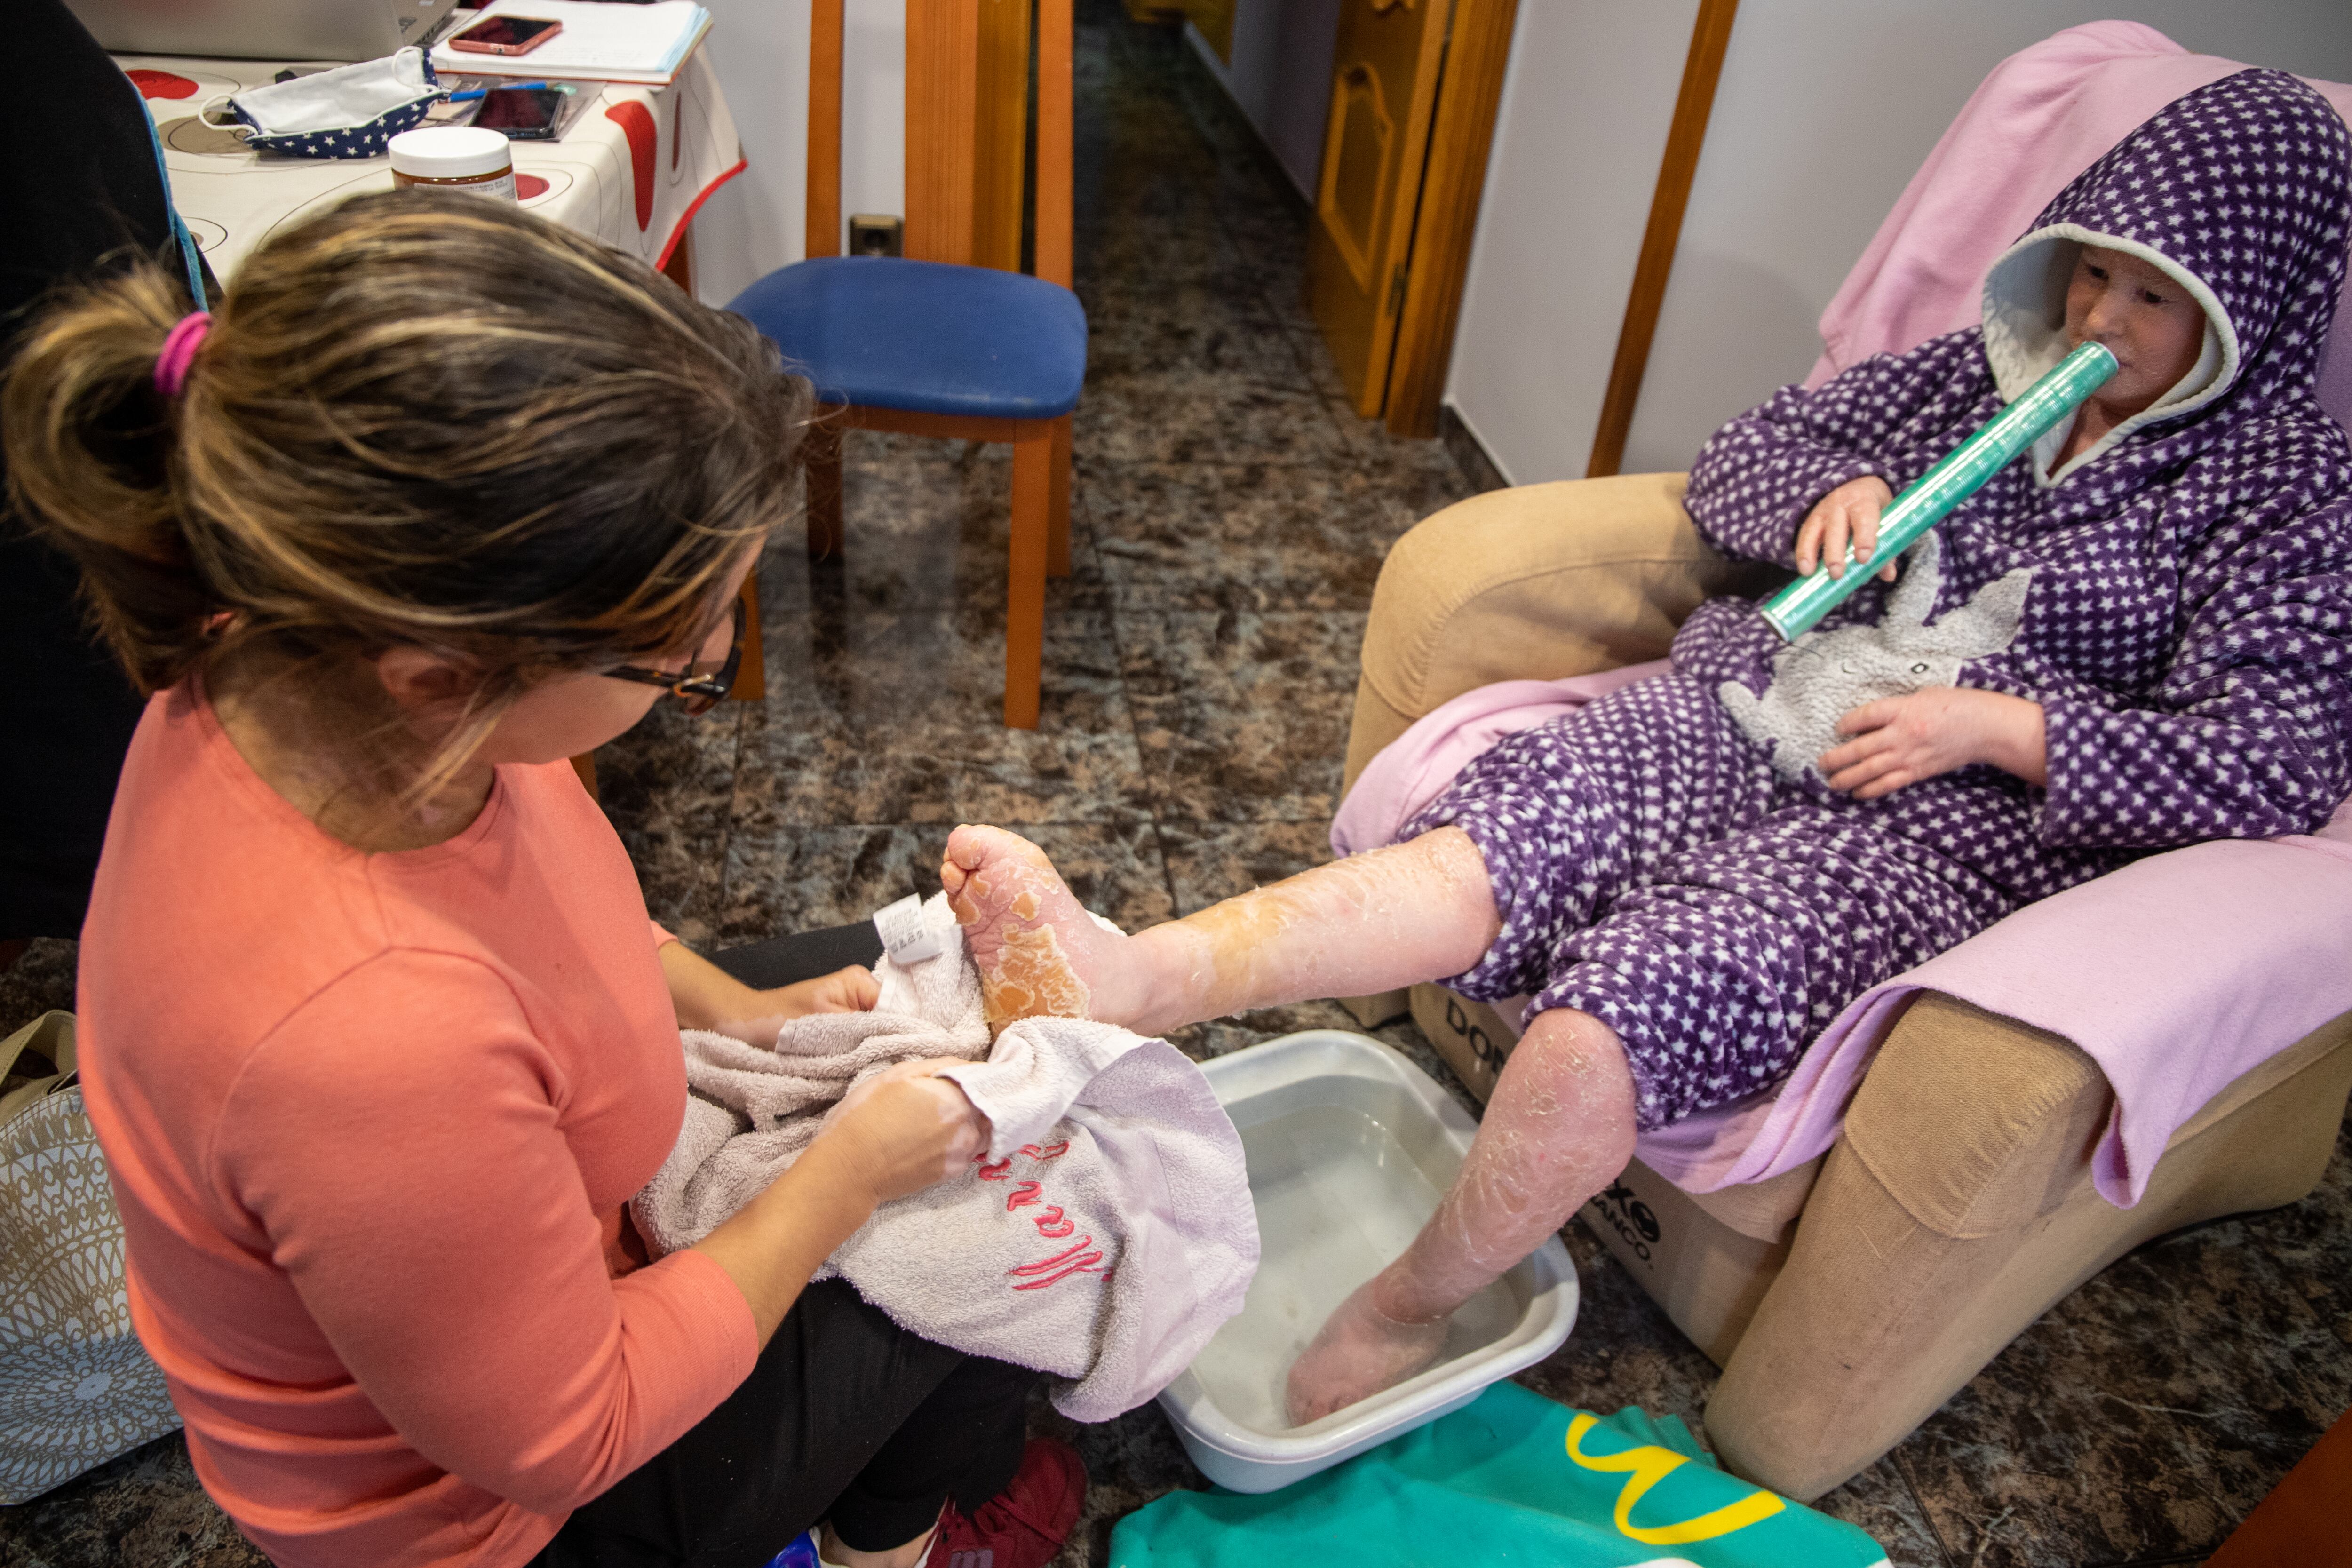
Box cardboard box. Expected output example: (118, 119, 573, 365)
(1408, 982, 1522, 1104)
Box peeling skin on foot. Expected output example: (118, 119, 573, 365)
(941, 825, 1120, 1033)
(977, 920, 1092, 1031)
(1283, 1279, 1451, 1426)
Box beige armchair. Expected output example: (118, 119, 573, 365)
(1341, 473, 2352, 1501)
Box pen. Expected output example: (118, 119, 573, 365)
(445, 80, 571, 101)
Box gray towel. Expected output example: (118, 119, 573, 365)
(632, 895, 1259, 1422)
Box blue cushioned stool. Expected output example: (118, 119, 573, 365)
(724, 0, 1082, 729)
(729, 258, 1085, 421)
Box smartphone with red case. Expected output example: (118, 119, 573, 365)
(447, 16, 564, 56)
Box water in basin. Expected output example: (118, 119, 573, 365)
(1188, 1098, 1520, 1433)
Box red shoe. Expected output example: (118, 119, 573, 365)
(922, 1437, 1087, 1568)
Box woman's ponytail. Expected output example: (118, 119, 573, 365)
(3, 190, 810, 804)
(3, 261, 216, 692)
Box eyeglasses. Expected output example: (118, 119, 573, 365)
(604, 597, 746, 716)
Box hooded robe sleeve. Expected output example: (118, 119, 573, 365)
(2038, 492, 2352, 848)
(1685, 333, 1990, 567)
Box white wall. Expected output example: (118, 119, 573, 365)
(689, 0, 908, 307)
(1441, 0, 1700, 487)
(1449, 0, 2352, 487)
(1185, 0, 1342, 201)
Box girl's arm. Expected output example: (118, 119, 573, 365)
(1687, 330, 1987, 567)
(1821, 487, 2352, 836)
(2034, 490, 2352, 848)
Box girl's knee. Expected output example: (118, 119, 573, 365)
(1496, 1008, 1639, 1163)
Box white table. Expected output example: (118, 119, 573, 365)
(124, 50, 744, 284)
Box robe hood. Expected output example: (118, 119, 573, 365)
(1979, 69, 2351, 482)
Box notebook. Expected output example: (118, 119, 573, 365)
(431, 0, 713, 87)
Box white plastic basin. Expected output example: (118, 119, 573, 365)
(1156, 1029, 1578, 1493)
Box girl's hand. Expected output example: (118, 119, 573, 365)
(816, 1060, 992, 1203)
(1822, 688, 2048, 798)
(1795, 476, 1899, 582)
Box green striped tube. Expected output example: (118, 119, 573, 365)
(1760, 339, 2117, 641)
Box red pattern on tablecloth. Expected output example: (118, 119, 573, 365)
(606, 101, 657, 231)
(128, 69, 196, 99)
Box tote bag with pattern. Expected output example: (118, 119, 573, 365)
(0, 1011, 180, 1503)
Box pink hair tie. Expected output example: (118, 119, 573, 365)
(153, 311, 213, 398)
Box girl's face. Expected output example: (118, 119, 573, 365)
(2064, 245, 2209, 419)
(469, 545, 760, 767)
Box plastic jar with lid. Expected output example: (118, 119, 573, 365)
(388, 126, 517, 202)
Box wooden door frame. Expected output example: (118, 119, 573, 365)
(1584, 0, 1740, 476)
(1383, 0, 1520, 438)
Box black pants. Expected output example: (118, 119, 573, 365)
(532, 924, 1037, 1568)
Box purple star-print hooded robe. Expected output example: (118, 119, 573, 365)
(1404, 70, 2352, 1131)
(1679, 67, 2352, 849)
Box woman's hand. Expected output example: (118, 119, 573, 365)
(749, 967, 881, 1021)
(663, 937, 880, 1035)
(815, 1060, 992, 1204)
(1821, 688, 2048, 798)
(703, 966, 882, 1050)
(691, 1058, 990, 1345)
(1795, 476, 1899, 582)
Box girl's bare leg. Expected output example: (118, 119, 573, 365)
(938, 824, 1636, 1423)
(1283, 1006, 1635, 1422)
(938, 823, 1500, 1035)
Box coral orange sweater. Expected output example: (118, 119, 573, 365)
(76, 688, 758, 1568)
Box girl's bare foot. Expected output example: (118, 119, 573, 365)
(940, 825, 1140, 1032)
(1282, 1276, 1453, 1425)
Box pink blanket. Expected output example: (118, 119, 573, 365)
(1334, 675, 2352, 1208)
(1806, 20, 2352, 432)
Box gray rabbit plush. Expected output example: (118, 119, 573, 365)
(1719, 534, 2035, 782)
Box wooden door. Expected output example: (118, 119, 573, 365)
(1184, 0, 1236, 62)
(1309, 0, 1456, 416)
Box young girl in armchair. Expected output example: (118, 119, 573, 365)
(941, 68, 2352, 1425)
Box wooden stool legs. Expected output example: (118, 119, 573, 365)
(818, 404, 1064, 727)
(731, 572, 767, 702)
(1046, 413, 1072, 579)
(1005, 426, 1053, 728)
(806, 421, 844, 561)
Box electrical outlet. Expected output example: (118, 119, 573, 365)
(848, 215, 904, 257)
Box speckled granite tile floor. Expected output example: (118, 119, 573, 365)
(5, 6, 2348, 1567)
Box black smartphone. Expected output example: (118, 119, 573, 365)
(475, 87, 567, 141)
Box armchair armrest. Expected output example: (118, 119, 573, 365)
(1346, 473, 1777, 789)
(1842, 994, 2111, 1236)
(1708, 991, 2352, 1499)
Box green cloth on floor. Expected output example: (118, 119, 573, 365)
(1111, 1382, 1887, 1567)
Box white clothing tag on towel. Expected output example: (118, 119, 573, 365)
(873, 893, 945, 965)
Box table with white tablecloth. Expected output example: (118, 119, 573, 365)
(124, 48, 743, 282)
